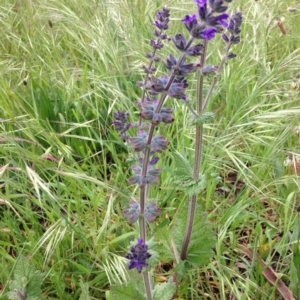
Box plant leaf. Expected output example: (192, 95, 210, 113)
(110, 271, 146, 300)
(7, 255, 43, 300)
(153, 279, 176, 300)
(172, 202, 215, 267)
(171, 152, 206, 196)
(79, 279, 91, 300)
(191, 112, 215, 126)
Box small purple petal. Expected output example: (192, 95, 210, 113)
(217, 13, 229, 27)
(194, 0, 207, 7)
(181, 14, 197, 26)
(201, 28, 216, 40)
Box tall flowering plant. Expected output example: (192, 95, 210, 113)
(112, 0, 242, 299)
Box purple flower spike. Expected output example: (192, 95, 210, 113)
(112, 110, 131, 141)
(125, 238, 151, 273)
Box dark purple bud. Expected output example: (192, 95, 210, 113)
(165, 54, 178, 71)
(125, 238, 151, 273)
(151, 135, 169, 152)
(172, 33, 187, 51)
(186, 43, 203, 56)
(128, 131, 147, 152)
(208, 0, 227, 12)
(160, 107, 174, 123)
(214, 5, 227, 13)
(222, 33, 229, 43)
(152, 113, 163, 125)
(227, 12, 242, 35)
(206, 14, 228, 28)
(153, 29, 161, 37)
(189, 24, 206, 39)
(150, 156, 159, 165)
(142, 65, 157, 74)
(232, 12, 242, 28)
(150, 76, 166, 92)
(177, 64, 197, 76)
(227, 52, 237, 59)
(144, 203, 160, 222)
(160, 34, 168, 40)
(112, 110, 131, 141)
(154, 7, 170, 31)
(123, 200, 140, 223)
(198, 5, 207, 21)
(175, 77, 188, 89)
(147, 167, 161, 180)
(150, 39, 164, 50)
(230, 35, 240, 44)
(168, 81, 186, 100)
(145, 52, 154, 58)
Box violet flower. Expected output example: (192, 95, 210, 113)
(125, 238, 151, 273)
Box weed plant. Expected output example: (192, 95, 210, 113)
(0, 0, 300, 299)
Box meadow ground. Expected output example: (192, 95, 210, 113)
(0, 0, 300, 299)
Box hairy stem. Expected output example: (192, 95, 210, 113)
(180, 40, 233, 260)
(180, 40, 207, 260)
(202, 43, 232, 111)
(143, 270, 153, 300)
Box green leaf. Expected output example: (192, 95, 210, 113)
(79, 279, 91, 300)
(172, 152, 193, 181)
(290, 213, 300, 296)
(191, 112, 215, 126)
(175, 260, 189, 279)
(293, 241, 300, 277)
(171, 152, 206, 196)
(172, 202, 215, 267)
(110, 271, 146, 300)
(155, 224, 174, 262)
(153, 280, 176, 300)
(7, 255, 43, 300)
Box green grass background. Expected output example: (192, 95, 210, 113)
(0, 0, 300, 299)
